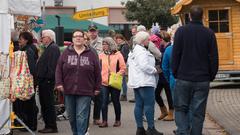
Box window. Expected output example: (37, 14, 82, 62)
(109, 24, 125, 31)
(208, 9, 229, 33)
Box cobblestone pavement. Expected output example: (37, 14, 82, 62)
(207, 83, 240, 135)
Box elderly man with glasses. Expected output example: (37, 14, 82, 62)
(36, 29, 60, 133)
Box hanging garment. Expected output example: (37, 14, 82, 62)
(0, 53, 10, 101)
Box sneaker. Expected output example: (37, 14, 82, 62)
(143, 116, 147, 122)
(146, 127, 163, 135)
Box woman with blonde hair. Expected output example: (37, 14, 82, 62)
(98, 37, 126, 128)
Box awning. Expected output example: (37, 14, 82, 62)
(44, 14, 110, 33)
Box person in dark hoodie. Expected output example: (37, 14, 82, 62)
(55, 29, 101, 135)
(172, 5, 219, 135)
(37, 29, 60, 133)
(15, 31, 38, 131)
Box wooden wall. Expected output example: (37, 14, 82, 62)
(179, 0, 240, 71)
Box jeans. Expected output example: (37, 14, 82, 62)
(121, 75, 128, 96)
(101, 86, 121, 121)
(174, 79, 210, 135)
(134, 87, 155, 129)
(65, 95, 91, 135)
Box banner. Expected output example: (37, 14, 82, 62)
(0, 14, 11, 53)
(0, 0, 8, 14)
(8, 0, 41, 17)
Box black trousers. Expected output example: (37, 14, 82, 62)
(38, 78, 57, 129)
(93, 94, 102, 120)
(155, 73, 174, 110)
(13, 95, 38, 130)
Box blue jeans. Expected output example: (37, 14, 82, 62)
(101, 86, 121, 121)
(121, 75, 128, 96)
(174, 79, 210, 135)
(64, 95, 91, 135)
(134, 87, 155, 129)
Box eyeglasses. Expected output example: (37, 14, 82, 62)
(73, 35, 84, 38)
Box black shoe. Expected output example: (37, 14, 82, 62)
(38, 128, 58, 133)
(136, 127, 146, 135)
(146, 127, 163, 135)
(129, 98, 135, 103)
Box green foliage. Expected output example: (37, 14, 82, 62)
(124, 0, 178, 29)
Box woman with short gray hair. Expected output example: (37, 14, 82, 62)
(98, 37, 126, 128)
(128, 31, 163, 135)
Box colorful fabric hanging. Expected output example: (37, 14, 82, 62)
(0, 53, 10, 101)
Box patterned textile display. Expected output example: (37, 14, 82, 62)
(11, 51, 34, 101)
(0, 53, 10, 101)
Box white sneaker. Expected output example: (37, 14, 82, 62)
(85, 128, 90, 135)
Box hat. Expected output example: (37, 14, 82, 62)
(88, 24, 98, 31)
(151, 26, 160, 35)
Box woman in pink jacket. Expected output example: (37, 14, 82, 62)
(98, 37, 126, 128)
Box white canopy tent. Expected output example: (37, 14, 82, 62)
(0, 0, 41, 134)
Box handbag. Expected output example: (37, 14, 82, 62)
(108, 58, 123, 90)
(11, 51, 35, 101)
(109, 72, 123, 90)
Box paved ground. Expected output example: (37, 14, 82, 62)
(12, 82, 236, 135)
(207, 82, 240, 135)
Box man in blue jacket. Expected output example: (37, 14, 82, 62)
(172, 5, 219, 135)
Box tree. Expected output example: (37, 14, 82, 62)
(123, 0, 178, 29)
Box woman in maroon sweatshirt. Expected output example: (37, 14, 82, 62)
(55, 29, 101, 135)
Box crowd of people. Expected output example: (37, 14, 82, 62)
(10, 5, 219, 135)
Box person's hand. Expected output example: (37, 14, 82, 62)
(155, 65, 162, 74)
(95, 90, 100, 96)
(55, 85, 64, 92)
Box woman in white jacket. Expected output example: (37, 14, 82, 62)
(128, 31, 163, 135)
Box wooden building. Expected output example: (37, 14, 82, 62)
(171, 0, 240, 80)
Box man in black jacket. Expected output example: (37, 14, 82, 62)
(171, 6, 219, 135)
(37, 29, 60, 133)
